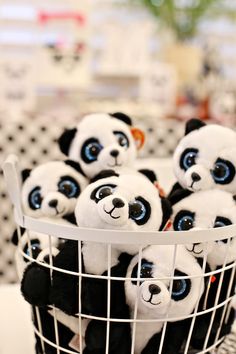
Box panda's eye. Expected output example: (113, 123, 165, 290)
(114, 131, 129, 149)
(131, 259, 153, 285)
(171, 270, 190, 301)
(129, 197, 150, 225)
(23, 239, 41, 261)
(91, 184, 116, 203)
(214, 216, 232, 228)
(29, 187, 42, 210)
(180, 148, 198, 171)
(173, 210, 195, 231)
(211, 159, 235, 184)
(58, 177, 80, 198)
(81, 138, 103, 163)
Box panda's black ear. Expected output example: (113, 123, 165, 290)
(110, 112, 132, 126)
(168, 185, 193, 206)
(11, 227, 25, 245)
(65, 160, 86, 177)
(185, 118, 206, 135)
(90, 170, 119, 183)
(138, 169, 158, 184)
(159, 197, 172, 231)
(58, 128, 77, 156)
(22, 169, 31, 182)
(233, 195, 236, 203)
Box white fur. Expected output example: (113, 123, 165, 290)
(125, 245, 204, 353)
(22, 161, 88, 218)
(171, 189, 236, 268)
(75, 173, 164, 274)
(173, 124, 236, 193)
(67, 114, 137, 178)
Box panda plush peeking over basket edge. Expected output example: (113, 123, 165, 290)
(58, 112, 145, 179)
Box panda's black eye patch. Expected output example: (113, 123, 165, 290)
(180, 148, 198, 171)
(23, 238, 41, 262)
(173, 210, 195, 231)
(131, 259, 154, 285)
(113, 131, 129, 149)
(90, 184, 116, 203)
(129, 197, 151, 225)
(171, 270, 191, 301)
(58, 176, 80, 198)
(211, 158, 235, 185)
(214, 216, 233, 243)
(81, 138, 103, 164)
(28, 187, 42, 210)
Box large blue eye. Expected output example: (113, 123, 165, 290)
(180, 148, 198, 171)
(58, 177, 80, 198)
(114, 131, 129, 149)
(23, 239, 41, 262)
(171, 270, 190, 301)
(211, 159, 234, 184)
(129, 197, 151, 225)
(29, 187, 42, 210)
(81, 138, 103, 163)
(131, 259, 154, 285)
(174, 211, 195, 231)
(214, 216, 232, 228)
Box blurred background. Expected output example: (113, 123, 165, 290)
(1, 0, 236, 284)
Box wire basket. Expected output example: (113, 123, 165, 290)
(3, 155, 236, 354)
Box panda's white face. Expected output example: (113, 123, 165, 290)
(75, 173, 164, 254)
(173, 124, 236, 193)
(171, 189, 236, 267)
(125, 245, 203, 319)
(68, 114, 137, 178)
(22, 161, 88, 219)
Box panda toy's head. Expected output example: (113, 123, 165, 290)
(173, 118, 236, 193)
(75, 170, 172, 255)
(58, 113, 144, 178)
(21, 160, 88, 220)
(12, 228, 61, 279)
(170, 189, 236, 268)
(125, 245, 203, 319)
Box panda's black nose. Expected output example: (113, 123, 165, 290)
(110, 149, 119, 158)
(112, 198, 125, 208)
(191, 172, 201, 182)
(48, 199, 58, 208)
(149, 284, 161, 295)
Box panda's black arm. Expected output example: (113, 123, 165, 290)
(21, 262, 51, 306)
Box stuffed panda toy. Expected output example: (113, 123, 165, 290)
(125, 244, 204, 354)
(21, 170, 172, 354)
(169, 188, 236, 350)
(21, 160, 88, 223)
(170, 118, 236, 195)
(58, 112, 145, 179)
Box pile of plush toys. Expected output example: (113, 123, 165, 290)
(10, 113, 236, 354)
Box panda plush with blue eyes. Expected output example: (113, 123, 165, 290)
(170, 118, 236, 195)
(124, 245, 204, 354)
(21, 170, 172, 354)
(58, 112, 145, 179)
(169, 188, 236, 350)
(21, 160, 88, 223)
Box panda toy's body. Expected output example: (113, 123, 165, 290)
(21, 170, 172, 354)
(58, 112, 145, 179)
(171, 118, 236, 194)
(125, 245, 204, 354)
(169, 188, 236, 350)
(21, 160, 88, 222)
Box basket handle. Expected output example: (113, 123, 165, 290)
(2, 154, 23, 223)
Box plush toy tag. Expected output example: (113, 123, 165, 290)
(210, 275, 216, 284)
(69, 334, 81, 352)
(163, 220, 172, 231)
(154, 181, 166, 198)
(131, 128, 145, 150)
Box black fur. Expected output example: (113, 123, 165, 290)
(168, 183, 192, 205)
(58, 128, 77, 156)
(138, 169, 158, 184)
(22, 169, 31, 182)
(90, 170, 119, 184)
(110, 112, 132, 126)
(159, 197, 172, 231)
(185, 118, 206, 136)
(65, 159, 86, 177)
(11, 227, 25, 245)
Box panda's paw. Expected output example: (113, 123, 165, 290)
(21, 262, 51, 306)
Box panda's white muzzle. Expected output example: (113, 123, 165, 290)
(98, 195, 129, 226)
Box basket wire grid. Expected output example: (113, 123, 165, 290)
(3, 154, 236, 354)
